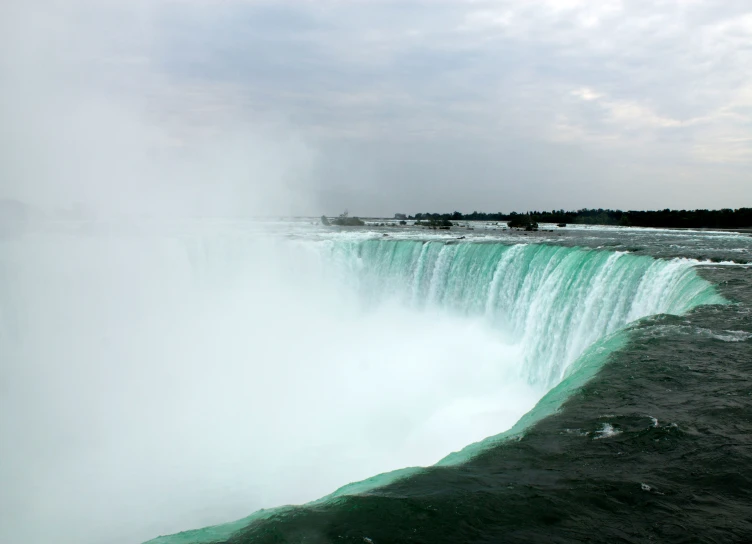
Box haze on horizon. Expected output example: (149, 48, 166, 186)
(1, 0, 751, 218)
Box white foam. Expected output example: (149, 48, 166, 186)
(593, 423, 621, 439)
(711, 330, 752, 342)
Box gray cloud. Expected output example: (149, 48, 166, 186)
(2, 0, 750, 216)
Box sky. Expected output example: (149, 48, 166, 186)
(1, 0, 751, 217)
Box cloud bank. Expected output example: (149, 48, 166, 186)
(1, 0, 750, 216)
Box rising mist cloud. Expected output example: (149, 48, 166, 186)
(0, 0, 317, 218)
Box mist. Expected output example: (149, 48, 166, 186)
(0, 226, 542, 544)
(0, 1, 537, 525)
(0, 218, 721, 544)
(0, 0, 317, 220)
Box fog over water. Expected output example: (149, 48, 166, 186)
(0, 220, 724, 544)
(0, 225, 541, 543)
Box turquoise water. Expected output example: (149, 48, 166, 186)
(327, 241, 723, 387)
(147, 240, 724, 544)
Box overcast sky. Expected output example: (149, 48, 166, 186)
(1, 0, 751, 217)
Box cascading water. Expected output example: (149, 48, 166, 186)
(0, 228, 725, 544)
(324, 240, 723, 388)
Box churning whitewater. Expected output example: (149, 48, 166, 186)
(0, 225, 728, 544)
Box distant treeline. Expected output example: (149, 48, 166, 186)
(397, 208, 752, 229)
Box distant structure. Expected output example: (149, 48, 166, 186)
(325, 210, 365, 227)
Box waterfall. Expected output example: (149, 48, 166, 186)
(324, 240, 723, 387)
